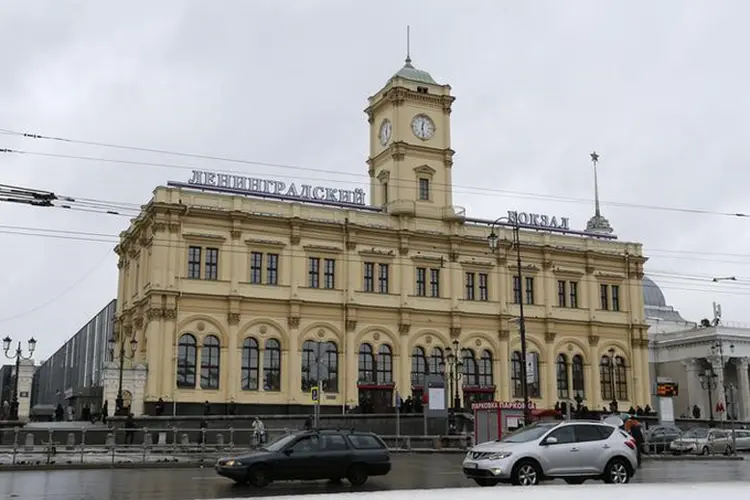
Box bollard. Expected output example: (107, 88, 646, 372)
(180, 432, 189, 447)
(143, 431, 153, 448)
(24, 432, 34, 452)
(66, 433, 76, 451)
(105, 432, 116, 450)
(158, 432, 167, 446)
(229, 427, 235, 449)
(216, 433, 224, 450)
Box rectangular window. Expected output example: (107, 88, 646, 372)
(525, 277, 534, 305)
(478, 273, 488, 301)
(612, 285, 620, 311)
(363, 262, 375, 292)
(569, 281, 578, 308)
(308, 257, 320, 288)
(205, 248, 219, 280)
(557, 280, 566, 307)
(429, 268, 440, 297)
(418, 178, 430, 201)
(266, 253, 279, 285)
(250, 252, 263, 284)
(187, 246, 201, 279)
(512, 276, 522, 304)
(323, 258, 336, 289)
(416, 267, 427, 296)
(465, 272, 475, 300)
(378, 264, 389, 294)
(600, 284, 609, 310)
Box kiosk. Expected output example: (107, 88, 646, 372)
(472, 401, 539, 444)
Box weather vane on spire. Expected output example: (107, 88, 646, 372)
(585, 150, 615, 235)
(405, 25, 413, 66)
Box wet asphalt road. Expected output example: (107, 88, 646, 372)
(2, 455, 750, 500)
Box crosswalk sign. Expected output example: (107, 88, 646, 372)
(311, 386, 319, 402)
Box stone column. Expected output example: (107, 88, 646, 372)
(709, 356, 726, 421)
(498, 330, 510, 401)
(736, 358, 750, 421)
(588, 335, 601, 409)
(545, 332, 557, 407)
(681, 358, 703, 414)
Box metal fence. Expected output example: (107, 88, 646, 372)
(0, 425, 471, 466)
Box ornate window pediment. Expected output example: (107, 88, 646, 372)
(413, 165, 436, 178)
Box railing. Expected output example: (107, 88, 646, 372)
(0, 425, 472, 467)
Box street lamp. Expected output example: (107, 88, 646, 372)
(108, 334, 138, 416)
(2, 336, 36, 421)
(608, 347, 617, 412)
(439, 339, 463, 410)
(488, 215, 531, 424)
(698, 368, 718, 423)
(710, 340, 736, 454)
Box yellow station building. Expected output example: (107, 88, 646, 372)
(114, 56, 650, 416)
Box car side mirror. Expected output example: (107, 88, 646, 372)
(543, 436, 558, 445)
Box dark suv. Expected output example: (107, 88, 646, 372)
(215, 429, 391, 487)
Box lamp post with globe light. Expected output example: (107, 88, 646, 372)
(710, 340, 736, 454)
(2, 336, 36, 421)
(108, 334, 138, 416)
(699, 368, 718, 423)
(487, 216, 531, 424)
(439, 339, 463, 411)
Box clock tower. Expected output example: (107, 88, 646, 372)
(365, 55, 457, 220)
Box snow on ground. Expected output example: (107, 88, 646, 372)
(212, 482, 750, 500)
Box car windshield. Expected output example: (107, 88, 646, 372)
(261, 433, 298, 452)
(498, 423, 557, 443)
(683, 428, 708, 439)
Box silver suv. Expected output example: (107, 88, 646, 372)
(462, 420, 638, 486)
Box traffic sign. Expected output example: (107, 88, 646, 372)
(311, 386, 319, 402)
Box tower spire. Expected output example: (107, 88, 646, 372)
(404, 25, 413, 67)
(585, 150, 615, 235)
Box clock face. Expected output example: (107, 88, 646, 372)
(379, 119, 392, 146)
(411, 114, 435, 140)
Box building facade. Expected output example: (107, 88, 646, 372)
(114, 57, 650, 416)
(31, 299, 116, 417)
(646, 278, 750, 421)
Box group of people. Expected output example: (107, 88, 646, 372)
(623, 414, 646, 465)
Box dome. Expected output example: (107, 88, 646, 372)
(643, 276, 667, 307)
(392, 57, 437, 85)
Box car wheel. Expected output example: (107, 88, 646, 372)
(603, 458, 631, 484)
(564, 478, 586, 485)
(701, 446, 710, 456)
(511, 460, 541, 486)
(346, 464, 369, 486)
(247, 465, 271, 488)
(473, 478, 499, 487)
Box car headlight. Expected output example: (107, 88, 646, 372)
(224, 460, 238, 467)
(487, 452, 512, 460)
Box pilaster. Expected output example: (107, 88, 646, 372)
(736, 358, 750, 421)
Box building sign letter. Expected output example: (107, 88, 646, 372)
(184, 169, 366, 207)
(507, 210, 570, 231)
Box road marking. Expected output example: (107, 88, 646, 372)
(191, 476, 225, 481)
(436, 471, 463, 475)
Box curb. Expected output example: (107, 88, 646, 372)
(645, 455, 745, 461)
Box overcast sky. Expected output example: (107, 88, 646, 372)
(2, 0, 749, 361)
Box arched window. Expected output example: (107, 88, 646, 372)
(511, 351, 523, 398)
(556, 354, 569, 400)
(358, 343, 375, 383)
(411, 346, 427, 387)
(200, 335, 220, 390)
(263, 338, 281, 391)
(462, 349, 478, 386)
(376, 344, 393, 384)
(527, 352, 540, 398)
(572, 354, 585, 397)
(429, 347, 444, 376)
(478, 350, 493, 387)
(615, 356, 628, 401)
(323, 341, 339, 393)
(176, 333, 197, 388)
(241, 337, 259, 391)
(600, 355, 613, 401)
(301, 341, 316, 391)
